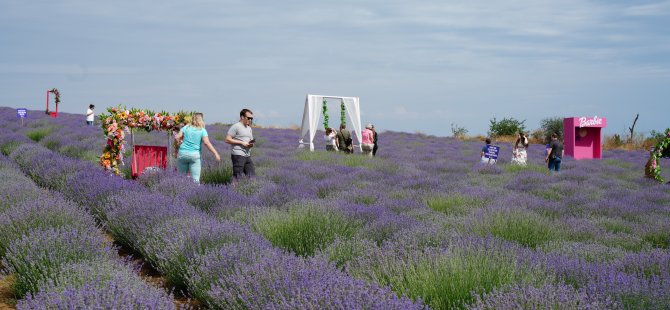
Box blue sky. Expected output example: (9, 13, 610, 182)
(1, 0, 668, 137)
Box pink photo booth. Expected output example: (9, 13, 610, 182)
(564, 116, 607, 159)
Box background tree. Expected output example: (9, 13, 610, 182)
(488, 117, 526, 137)
(539, 117, 564, 143)
(450, 123, 468, 139)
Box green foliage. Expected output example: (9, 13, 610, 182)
(643, 231, 670, 249)
(649, 129, 668, 145)
(426, 194, 487, 216)
(349, 247, 551, 309)
(322, 99, 329, 129)
(319, 238, 375, 269)
(201, 163, 233, 185)
(252, 204, 361, 257)
(488, 117, 526, 137)
(539, 117, 564, 143)
(451, 123, 469, 138)
(26, 128, 52, 142)
(470, 209, 561, 248)
(0, 141, 22, 156)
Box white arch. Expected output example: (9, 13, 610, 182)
(299, 94, 362, 152)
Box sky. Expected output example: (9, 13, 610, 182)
(1, 0, 669, 137)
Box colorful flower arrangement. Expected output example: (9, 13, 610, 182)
(99, 105, 192, 175)
(645, 128, 670, 183)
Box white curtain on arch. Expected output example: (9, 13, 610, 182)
(342, 97, 362, 152)
(299, 95, 323, 151)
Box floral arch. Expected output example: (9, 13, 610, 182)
(645, 128, 670, 183)
(99, 105, 193, 175)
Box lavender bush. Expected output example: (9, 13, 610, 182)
(2, 108, 670, 309)
(2, 226, 117, 296)
(18, 261, 177, 310)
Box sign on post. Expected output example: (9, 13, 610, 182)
(16, 108, 27, 126)
(483, 145, 500, 164)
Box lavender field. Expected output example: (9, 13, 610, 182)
(1, 107, 669, 309)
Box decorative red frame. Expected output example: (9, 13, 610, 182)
(46, 89, 58, 118)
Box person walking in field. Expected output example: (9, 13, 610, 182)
(511, 132, 529, 165)
(86, 104, 95, 126)
(226, 108, 256, 179)
(361, 123, 375, 157)
(336, 123, 353, 153)
(174, 112, 221, 183)
(545, 133, 564, 171)
(372, 124, 378, 156)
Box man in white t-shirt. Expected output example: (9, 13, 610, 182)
(225, 108, 255, 179)
(86, 104, 95, 126)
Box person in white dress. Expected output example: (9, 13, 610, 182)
(512, 132, 529, 166)
(324, 127, 338, 151)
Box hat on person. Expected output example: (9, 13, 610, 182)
(365, 123, 373, 129)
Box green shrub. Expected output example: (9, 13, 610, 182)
(26, 128, 52, 142)
(201, 163, 233, 185)
(643, 231, 670, 249)
(488, 117, 526, 137)
(426, 194, 487, 216)
(470, 208, 561, 248)
(252, 204, 361, 257)
(349, 246, 550, 309)
(0, 141, 22, 156)
(451, 123, 469, 138)
(318, 238, 376, 269)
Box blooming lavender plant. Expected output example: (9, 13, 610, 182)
(0, 192, 97, 258)
(3, 226, 117, 297)
(18, 260, 178, 310)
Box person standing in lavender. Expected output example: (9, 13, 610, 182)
(511, 132, 528, 165)
(86, 104, 95, 126)
(174, 113, 221, 183)
(324, 127, 338, 151)
(545, 133, 564, 171)
(336, 123, 353, 153)
(361, 123, 375, 156)
(226, 108, 256, 179)
(372, 124, 378, 156)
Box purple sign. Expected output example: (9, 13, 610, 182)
(17, 108, 27, 118)
(484, 145, 500, 160)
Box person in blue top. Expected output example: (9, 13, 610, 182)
(174, 113, 220, 183)
(480, 138, 496, 164)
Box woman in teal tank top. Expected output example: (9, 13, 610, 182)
(174, 113, 221, 183)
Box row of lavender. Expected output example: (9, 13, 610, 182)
(3, 108, 670, 308)
(0, 152, 176, 308)
(3, 138, 421, 308)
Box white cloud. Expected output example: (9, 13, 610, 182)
(624, 1, 670, 16)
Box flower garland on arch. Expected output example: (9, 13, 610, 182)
(645, 128, 670, 183)
(321, 99, 347, 129)
(99, 105, 193, 175)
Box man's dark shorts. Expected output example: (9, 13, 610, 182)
(231, 154, 255, 178)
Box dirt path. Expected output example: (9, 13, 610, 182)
(0, 274, 16, 310)
(112, 235, 200, 309)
